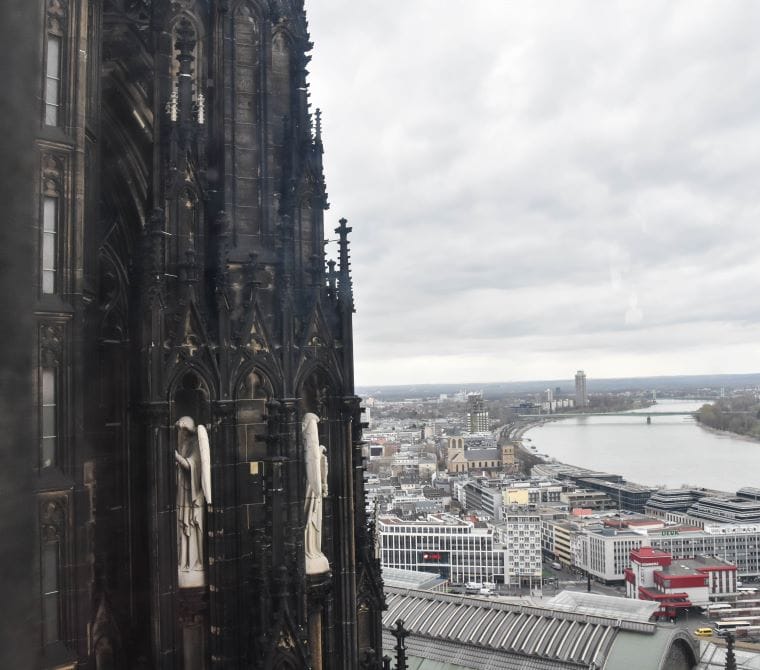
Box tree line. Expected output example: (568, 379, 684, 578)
(696, 395, 760, 440)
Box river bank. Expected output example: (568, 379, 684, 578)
(696, 420, 760, 445)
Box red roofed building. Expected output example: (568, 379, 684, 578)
(625, 547, 737, 619)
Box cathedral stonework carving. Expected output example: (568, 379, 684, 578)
(302, 412, 329, 575)
(40, 323, 64, 367)
(40, 496, 67, 543)
(27, 0, 382, 666)
(175, 416, 211, 588)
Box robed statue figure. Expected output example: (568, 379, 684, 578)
(302, 412, 329, 574)
(175, 416, 212, 588)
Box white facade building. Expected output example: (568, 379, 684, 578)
(573, 528, 646, 582)
(648, 523, 760, 578)
(495, 507, 543, 585)
(377, 513, 507, 584)
(571, 522, 760, 582)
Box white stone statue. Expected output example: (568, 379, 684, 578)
(303, 412, 329, 574)
(175, 416, 211, 588)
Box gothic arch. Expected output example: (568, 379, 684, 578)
(271, 20, 298, 50)
(169, 367, 215, 428)
(97, 246, 129, 342)
(235, 364, 278, 400)
(232, 0, 268, 21)
(272, 656, 297, 670)
(100, 69, 151, 239)
(660, 632, 698, 670)
(296, 362, 341, 415)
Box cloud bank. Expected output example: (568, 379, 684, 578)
(305, 0, 760, 385)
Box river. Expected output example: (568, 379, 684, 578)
(522, 399, 759, 492)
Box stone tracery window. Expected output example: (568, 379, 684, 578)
(44, 0, 66, 127)
(39, 323, 64, 471)
(41, 541, 60, 644)
(40, 367, 57, 469)
(41, 154, 64, 296)
(42, 196, 58, 294)
(45, 35, 62, 126)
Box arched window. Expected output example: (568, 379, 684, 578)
(44, 0, 67, 126)
(174, 371, 210, 426)
(41, 155, 63, 296)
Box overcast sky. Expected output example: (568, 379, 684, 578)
(304, 0, 760, 387)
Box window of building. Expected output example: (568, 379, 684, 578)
(40, 367, 57, 468)
(41, 541, 60, 644)
(42, 196, 58, 294)
(45, 35, 62, 126)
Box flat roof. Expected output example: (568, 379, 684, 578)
(382, 567, 447, 591)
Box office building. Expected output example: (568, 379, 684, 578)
(645, 489, 705, 518)
(573, 528, 647, 582)
(377, 513, 507, 584)
(688, 497, 760, 524)
(466, 392, 489, 432)
(649, 524, 760, 578)
(542, 519, 576, 567)
(576, 478, 656, 514)
(575, 370, 588, 407)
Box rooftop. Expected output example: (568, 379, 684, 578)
(382, 567, 447, 591)
(382, 587, 697, 670)
(378, 513, 470, 527)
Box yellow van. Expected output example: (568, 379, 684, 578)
(694, 628, 713, 637)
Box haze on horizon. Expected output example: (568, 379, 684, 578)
(305, 1, 760, 387)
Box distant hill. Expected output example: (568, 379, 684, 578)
(357, 373, 760, 401)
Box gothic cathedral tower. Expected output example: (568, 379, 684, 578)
(30, 0, 384, 668)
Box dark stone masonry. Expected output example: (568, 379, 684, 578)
(18, 1, 384, 667)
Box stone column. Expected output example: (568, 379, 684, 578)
(307, 573, 331, 670)
(138, 401, 176, 668)
(208, 399, 235, 665)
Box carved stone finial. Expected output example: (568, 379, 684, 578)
(175, 17, 196, 55)
(391, 619, 410, 670)
(314, 108, 322, 143)
(166, 90, 178, 122)
(40, 496, 67, 542)
(174, 18, 196, 125)
(335, 218, 354, 310)
(47, 0, 67, 33)
(196, 92, 205, 125)
(40, 323, 64, 367)
(326, 259, 337, 294)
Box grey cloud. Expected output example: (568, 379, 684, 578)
(306, 0, 760, 384)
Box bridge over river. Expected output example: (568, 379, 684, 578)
(575, 411, 696, 418)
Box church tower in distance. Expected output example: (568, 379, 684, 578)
(30, 0, 384, 667)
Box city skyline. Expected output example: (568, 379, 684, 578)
(305, 1, 760, 386)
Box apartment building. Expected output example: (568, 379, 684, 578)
(495, 506, 543, 585)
